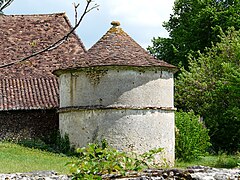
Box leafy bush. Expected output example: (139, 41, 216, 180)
(67, 140, 163, 179)
(175, 111, 211, 161)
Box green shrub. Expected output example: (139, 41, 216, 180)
(67, 140, 163, 179)
(175, 111, 211, 161)
(214, 152, 240, 168)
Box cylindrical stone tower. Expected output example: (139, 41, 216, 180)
(54, 21, 178, 166)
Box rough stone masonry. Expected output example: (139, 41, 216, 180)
(0, 166, 239, 179)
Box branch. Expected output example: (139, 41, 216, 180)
(0, 0, 13, 12)
(73, 2, 80, 26)
(0, 0, 99, 69)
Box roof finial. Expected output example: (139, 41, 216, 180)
(111, 21, 120, 27)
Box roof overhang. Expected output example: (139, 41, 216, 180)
(53, 65, 179, 76)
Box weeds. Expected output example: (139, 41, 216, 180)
(67, 140, 163, 179)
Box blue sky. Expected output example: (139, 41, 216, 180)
(5, 0, 175, 49)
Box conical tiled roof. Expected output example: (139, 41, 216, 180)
(86, 21, 176, 70)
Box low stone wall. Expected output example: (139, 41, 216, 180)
(0, 109, 59, 140)
(111, 166, 240, 180)
(0, 171, 70, 180)
(0, 167, 239, 179)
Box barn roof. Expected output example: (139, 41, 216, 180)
(0, 13, 87, 79)
(0, 78, 59, 111)
(0, 13, 86, 110)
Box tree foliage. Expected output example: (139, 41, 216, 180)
(148, 0, 240, 68)
(175, 29, 240, 152)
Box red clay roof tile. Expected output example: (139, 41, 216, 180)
(0, 13, 86, 110)
(0, 13, 87, 78)
(86, 23, 177, 69)
(54, 22, 177, 72)
(0, 78, 59, 110)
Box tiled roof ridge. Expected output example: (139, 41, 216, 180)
(3, 12, 66, 17)
(61, 13, 87, 52)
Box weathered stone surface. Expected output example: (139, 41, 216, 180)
(1, 167, 239, 180)
(60, 109, 175, 166)
(59, 69, 174, 108)
(58, 69, 175, 166)
(187, 166, 240, 180)
(0, 171, 71, 180)
(112, 167, 240, 180)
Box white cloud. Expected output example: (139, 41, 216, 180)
(95, 0, 175, 48)
(107, 0, 174, 27)
(5, 0, 175, 48)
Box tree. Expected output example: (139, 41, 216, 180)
(148, 0, 240, 68)
(175, 28, 240, 152)
(0, 0, 14, 14)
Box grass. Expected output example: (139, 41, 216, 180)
(0, 141, 239, 174)
(175, 154, 240, 169)
(0, 142, 77, 174)
(175, 156, 218, 168)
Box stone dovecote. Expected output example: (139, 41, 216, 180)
(54, 21, 178, 166)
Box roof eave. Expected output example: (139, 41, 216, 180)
(53, 65, 178, 76)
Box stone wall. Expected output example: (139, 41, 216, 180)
(60, 108, 175, 165)
(0, 109, 59, 140)
(59, 68, 174, 108)
(1, 166, 239, 179)
(58, 67, 175, 166)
